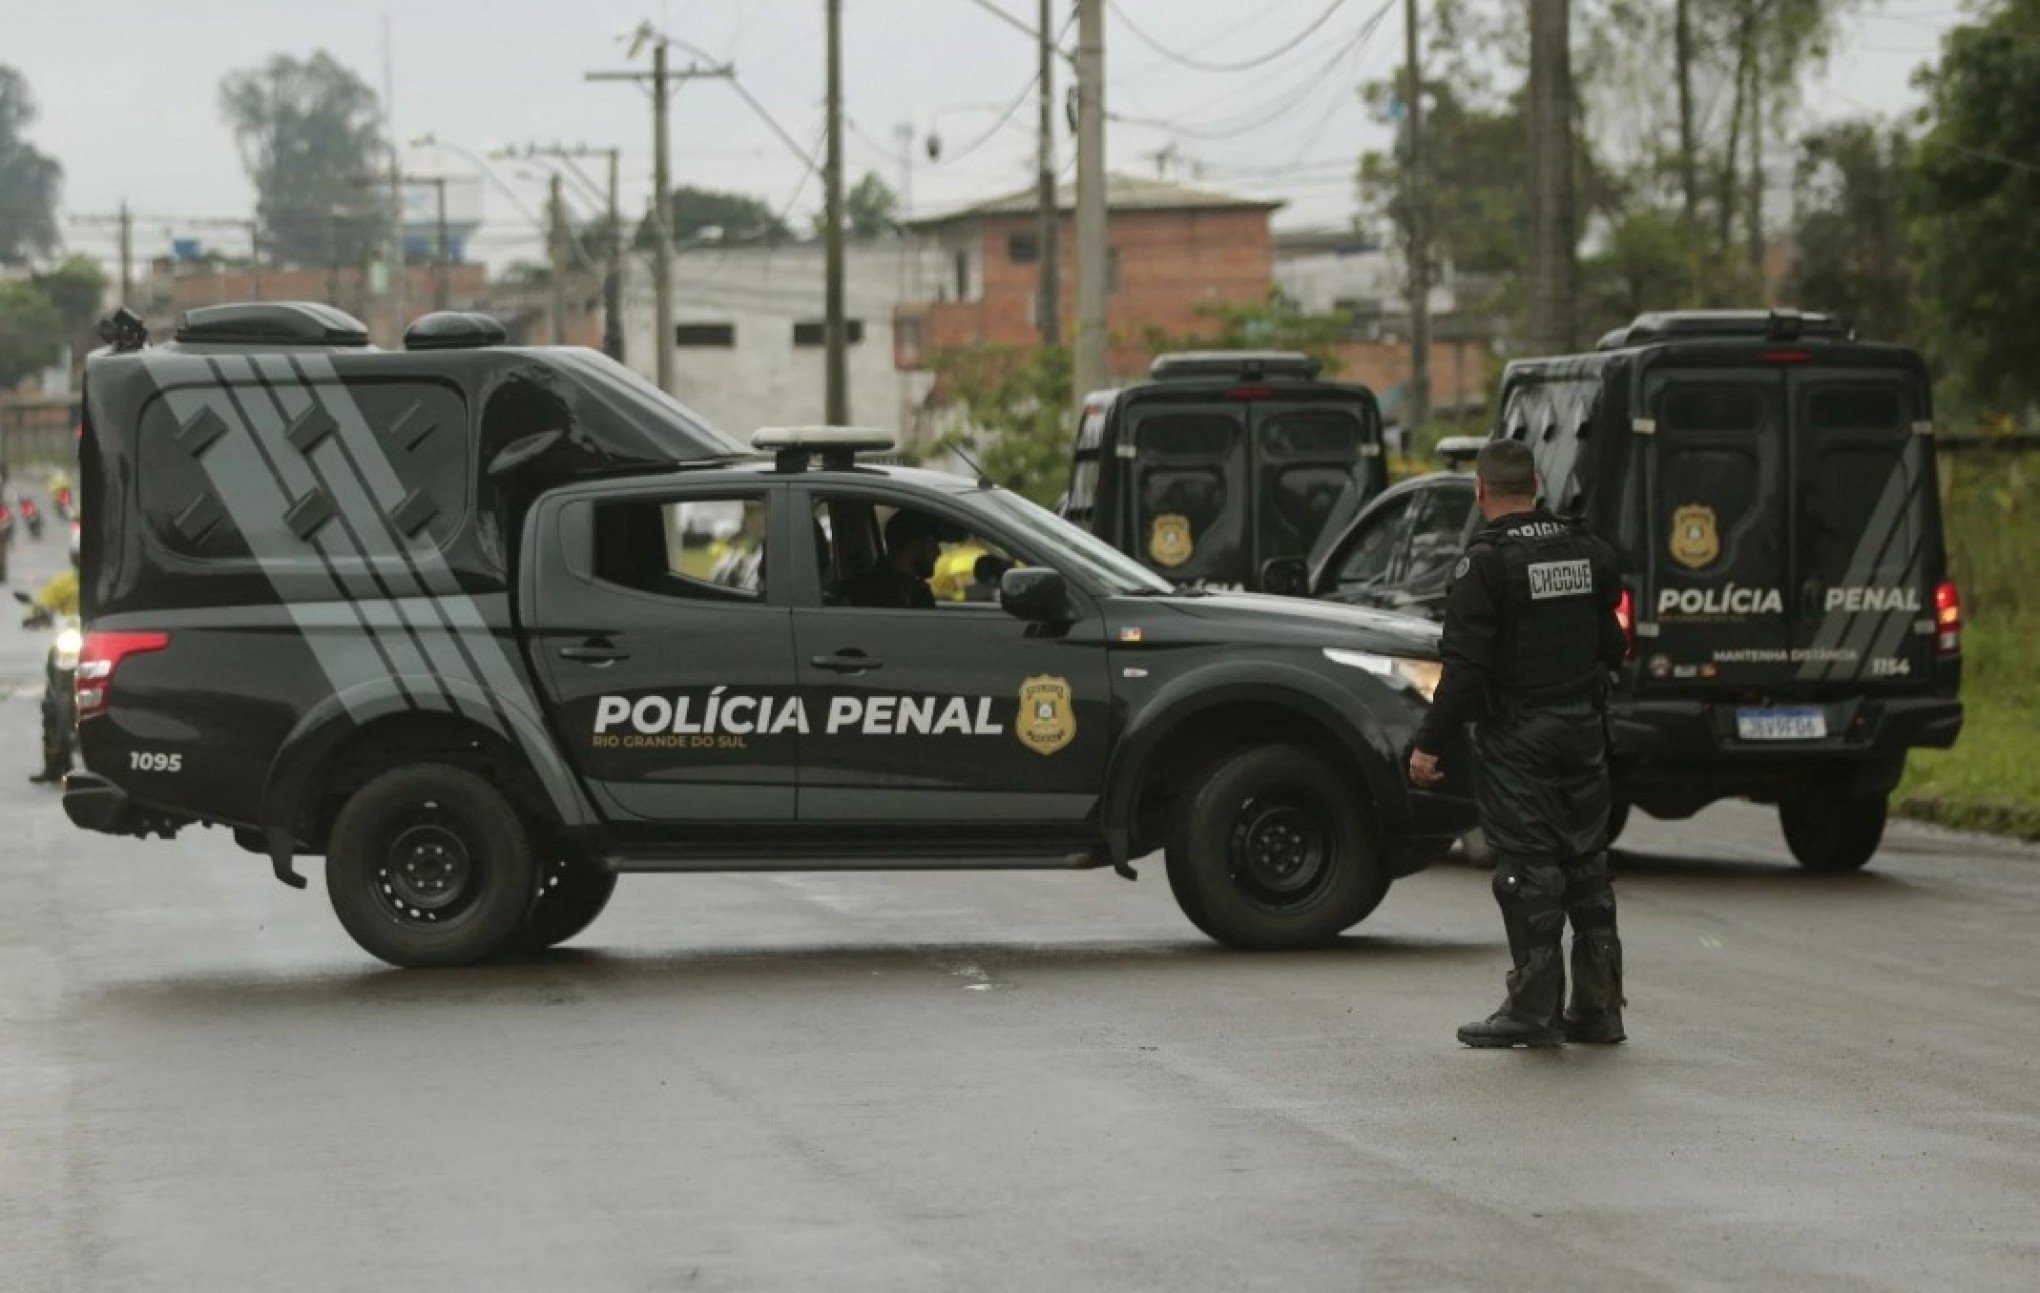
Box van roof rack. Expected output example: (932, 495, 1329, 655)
(753, 426, 896, 472)
(1149, 350, 1323, 382)
(174, 301, 371, 348)
(1596, 309, 1851, 351)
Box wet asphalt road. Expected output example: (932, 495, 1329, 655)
(2, 533, 2036, 1292)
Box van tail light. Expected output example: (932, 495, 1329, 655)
(1762, 349, 1812, 364)
(1226, 384, 1273, 401)
(1615, 587, 1637, 661)
(76, 631, 170, 720)
(1934, 581, 1961, 656)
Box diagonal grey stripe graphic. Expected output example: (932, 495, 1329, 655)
(142, 354, 387, 721)
(286, 355, 593, 825)
(1799, 455, 1910, 683)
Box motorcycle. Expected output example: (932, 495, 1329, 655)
(20, 495, 43, 540)
(51, 484, 76, 524)
(13, 590, 81, 784)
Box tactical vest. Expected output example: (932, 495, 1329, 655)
(1474, 513, 1609, 706)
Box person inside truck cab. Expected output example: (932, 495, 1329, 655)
(842, 509, 945, 610)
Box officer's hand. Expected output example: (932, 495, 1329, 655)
(1408, 748, 1444, 787)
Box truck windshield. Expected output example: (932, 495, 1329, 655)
(970, 488, 1178, 596)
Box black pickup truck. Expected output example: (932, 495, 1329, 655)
(64, 302, 1474, 967)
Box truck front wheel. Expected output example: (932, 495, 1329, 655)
(326, 763, 537, 967)
(1165, 744, 1383, 949)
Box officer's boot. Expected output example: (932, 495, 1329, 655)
(1561, 851, 1626, 1043)
(1458, 856, 1566, 1048)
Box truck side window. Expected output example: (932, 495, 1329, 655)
(592, 495, 768, 602)
(1403, 489, 1476, 589)
(1336, 493, 1417, 589)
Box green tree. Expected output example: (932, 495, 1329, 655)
(0, 280, 62, 388)
(1910, 0, 2040, 412)
(0, 66, 63, 264)
(1580, 209, 1712, 335)
(1785, 120, 1912, 342)
(813, 171, 900, 240)
(33, 256, 110, 341)
(218, 52, 389, 268)
(638, 185, 792, 249)
(1139, 291, 1350, 373)
(929, 344, 1071, 507)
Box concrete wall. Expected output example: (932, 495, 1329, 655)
(621, 241, 942, 446)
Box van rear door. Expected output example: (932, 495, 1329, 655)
(1784, 367, 1938, 688)
(1638, 369, 1797, 689)
(1637, 358, 1938, 694)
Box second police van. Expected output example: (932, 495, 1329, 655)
(1304, 311, 1964, 871)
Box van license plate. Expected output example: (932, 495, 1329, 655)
(1736, 707, 1827, 741)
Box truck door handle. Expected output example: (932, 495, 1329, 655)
(560, 640, 629, 664)
(811, 651, 881, 673)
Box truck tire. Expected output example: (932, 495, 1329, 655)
(506, 859, 617, 954)
(326, 763, 537, 968)
(1780, 789, 1887, 873)
(1165, 744, 1383, 949)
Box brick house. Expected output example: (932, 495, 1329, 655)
(894, 174, 1281, 379)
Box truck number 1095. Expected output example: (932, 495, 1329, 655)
(129, 751, 184, 773)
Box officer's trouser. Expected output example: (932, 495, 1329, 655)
(1474, 700, 1624, 1019)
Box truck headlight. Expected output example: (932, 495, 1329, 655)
(1324, 647, 1444, 703)
(55, 626, 83, 668)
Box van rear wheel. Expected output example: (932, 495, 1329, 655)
(1165, 744, 1382, 949)
(326, 763, 536, 967)
(1780, 788, 1887, 873)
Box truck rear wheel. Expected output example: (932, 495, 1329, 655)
(1780, 788, 1887, 873)
(1165, 744, 1383, 949)
(325, 763, 537, 968)
(506, 860, 617, 954)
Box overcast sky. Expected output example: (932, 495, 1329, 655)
(0, 0, 1975, 272)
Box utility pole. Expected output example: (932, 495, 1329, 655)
(430, 176, 450, 310)
(1403, 0, 1431, 432)
(1527, 0, 1576, 355)
(824, 0, 849, 424)
(118, 201, 133, 309)
(1746, 40, 1765, 295)
(248, 219, 263, 301)
(588, 36, 733, 394)
(1675, 0, 1698, 229)
(604, 147, 623, 359)
(384, 14, 407, 335)
(548, 174, 569, 343)
(1072, 0, 1109, 421)
(1036, 0, 1060, 347)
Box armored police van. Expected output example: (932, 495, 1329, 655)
(1060, 351, 1387, 592)
(65, 302, 1473, 967)
(1305, 310, 1963, 871)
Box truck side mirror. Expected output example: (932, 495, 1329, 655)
(1000, 567, 1073, 623)
(1258, 556, 1308, 597)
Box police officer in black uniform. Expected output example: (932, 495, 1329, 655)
(1408, 440, 1629, 1048)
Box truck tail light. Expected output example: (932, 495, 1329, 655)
(1615, 587, 1636, 661)
(1762, 349, 1812, 364)
(76, 631, 170, 720)
(1934, 580, 1961, 656)
(1226, 384, 1274, 401)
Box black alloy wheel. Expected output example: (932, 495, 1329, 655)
(1166, 744, 1385, 949)
(326, 763, 536, 968)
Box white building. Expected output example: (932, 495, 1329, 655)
(1273, 229, 1457, 325)
(621, 240, 943, 445)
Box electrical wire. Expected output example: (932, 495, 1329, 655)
(1108, 0, 1356, 74)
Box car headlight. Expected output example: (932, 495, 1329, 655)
(1323, 647, 1444, 703)
(55, 626, 83, 667)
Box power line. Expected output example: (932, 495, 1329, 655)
(1109, 0, 1356, 73)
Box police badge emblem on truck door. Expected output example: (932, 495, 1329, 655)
(1670, 503, 1720, 570)
(1016, 676, 1076, 756)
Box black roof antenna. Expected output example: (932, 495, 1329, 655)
(948, 440, 997, 489)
